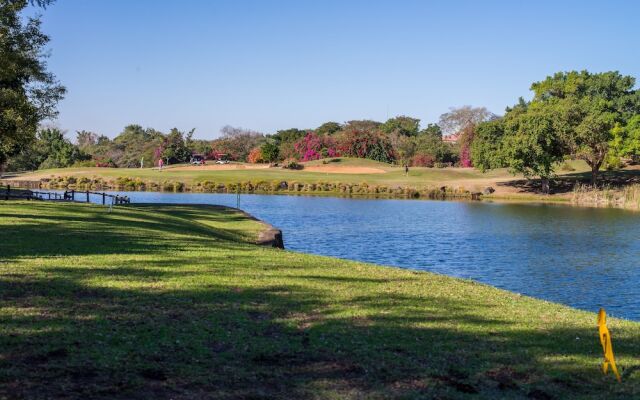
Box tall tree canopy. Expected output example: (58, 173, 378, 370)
(438, 106, 496, 167)
(315, 122, 342, 136)
(419, 123, 442, 138)
(502, 103, 567, 193)
(472, 99, 570, 193)
(530, 70, 640, 183)
(160, 128, 194, 164)
(268, 128, 305, 145)
(472, 71, 640, 191)
(0, 0, 65, 170)
(211, 125, 264, 161)
(438, 106, 495, 136)
(380, 116, 420, 137)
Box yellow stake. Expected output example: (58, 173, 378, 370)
(597, 308, 621, 382)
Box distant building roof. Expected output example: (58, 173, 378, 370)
(442, 133, 460, 143)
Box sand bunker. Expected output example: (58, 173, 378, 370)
(303, 165, 386, 174)
(169, 164, 271, 171)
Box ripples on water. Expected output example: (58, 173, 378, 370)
(99, 192, 640, 320)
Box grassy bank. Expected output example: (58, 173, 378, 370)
(1, 202, 640, 399)
(9, 158, 516, 187)
(6, 158, 598, 202)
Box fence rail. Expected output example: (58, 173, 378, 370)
(1, 185, 130, 205)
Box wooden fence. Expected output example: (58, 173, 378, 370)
(62, 189, 130, 205)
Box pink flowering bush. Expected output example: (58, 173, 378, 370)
(337, 128, 395, 163)
(459, 125, 474, 167)
(293, 132, 339, 161)
(460, 145, 472, 167)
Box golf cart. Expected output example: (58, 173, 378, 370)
(190, 154, 206, 165)
(212, 153, 230, 164)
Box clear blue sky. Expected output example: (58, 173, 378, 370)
(36, 0, 640, 139)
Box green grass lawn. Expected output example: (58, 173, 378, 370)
(1, 201, 639, 399)
(13, 157, 591, 189)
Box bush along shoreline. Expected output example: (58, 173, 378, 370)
(572, 183, 640, 210)
(37, 175, 480, 200)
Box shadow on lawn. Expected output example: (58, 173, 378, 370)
(0, 205, 255, 260)
(498, 168, 640, 195)
(1, 263, 639, 399)
(2, 203, 638, 398)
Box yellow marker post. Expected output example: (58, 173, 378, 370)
(598, 308, 621, 382)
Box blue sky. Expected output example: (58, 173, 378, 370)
(36, 0, 640, 139)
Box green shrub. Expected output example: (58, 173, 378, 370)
(70, 160, 97, 168)
(282, 159, 303, 170)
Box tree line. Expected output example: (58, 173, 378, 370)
(5, 125, 214, 170)
(4, 110, 495, 171)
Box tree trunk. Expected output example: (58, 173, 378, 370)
(541, 178, 550, 194)
(590, 161, 602, 186)
(586, 153, 604, 186)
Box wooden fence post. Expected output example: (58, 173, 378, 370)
(86, 190, 90, 203)
(71, 190, 75, 201)
(102, 193, 106, 205)
(5, 185, 9, 200)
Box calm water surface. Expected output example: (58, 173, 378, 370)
(97, 192, 640, 320)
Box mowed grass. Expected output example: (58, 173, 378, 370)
(1, 201, 639, 399)
(15, 157, 591, 190)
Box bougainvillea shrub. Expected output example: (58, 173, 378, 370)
(337, 128, 395, 163)
(458, 125, 474, 168)
(293, 132, 339, 161)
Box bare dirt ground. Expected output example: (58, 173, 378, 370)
(303, 165, 387, 174)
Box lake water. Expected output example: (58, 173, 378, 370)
(88, 192, 640, 320)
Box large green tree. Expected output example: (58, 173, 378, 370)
(113, 125, 164, 167)
(381, 116, 420, 137)
(471, 99, 567, 194)
(501, 103, 567, 193)
(160, 128, 194, 164)
(530, 71, 640, 183)
(419, 123, 442, 138)
(470, 118, 505, 171)
(315, 122, 342, 136)
(270, 128, 306, 144)
(37, 127, 88, 169)
(0, 0, 65, 171)
(260, 141, 279, 163)
(7, 127, 87, 171)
